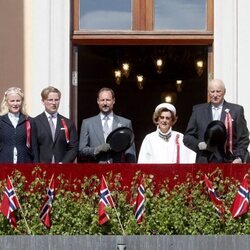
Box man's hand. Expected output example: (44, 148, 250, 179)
(94, 143, 111, 155)
(198, 142, 207, 150)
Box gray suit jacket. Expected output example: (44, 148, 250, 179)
(184, 100, 249, 163)
(79, 113, 136, 163)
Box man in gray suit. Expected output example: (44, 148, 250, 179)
(79, 87, 136, 163)
(184, 79, 249, 163)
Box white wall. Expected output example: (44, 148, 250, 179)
(25, 0, 70, 117)
(237, 1, 250, 131)
(214, 0, 250, 133)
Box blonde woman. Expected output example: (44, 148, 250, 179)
(0, 87, 38, 163)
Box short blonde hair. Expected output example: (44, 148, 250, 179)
(41, 86, 61, 100)
(0, 87, 27, 115)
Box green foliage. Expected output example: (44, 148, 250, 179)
(0, 166, 249, 235)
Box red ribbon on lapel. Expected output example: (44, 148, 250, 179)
(61, 118, 70, 143)
(224, 111, 233, 154)
(175, 134, 180, 163)
(25, 116, 31, 148)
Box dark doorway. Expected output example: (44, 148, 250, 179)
(77, 45, 208, 158)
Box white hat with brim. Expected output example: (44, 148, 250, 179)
(155, 103, 176, 116)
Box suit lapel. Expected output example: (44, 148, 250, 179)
(221, 101, 230, 122)
(18, 114, 26, 125)
(93, 115, 105, 143)
(205, 103, 213, 122)
(54, 114, 61, 142)
(2, 114, 13, 126)
(112, 114, 123, 130)
(112, 115, 118, 130)
(41, 112, 54, 140)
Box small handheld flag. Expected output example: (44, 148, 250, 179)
(98, 175, 115, 225)
(231, 175, 249, 218)
(39, 175, 55, 228)
(1, 176, 20, 228)
(135, 177, 145, 224)
(204, 174, 225, 215)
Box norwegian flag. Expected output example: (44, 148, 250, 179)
(39, 175, 55, 228)
(231, 175, 249, 218)
(135, 177, 145, 224)
(1, 176, 20, 228)
(204, 174, 225, 215)
(98, 175, 115, 225)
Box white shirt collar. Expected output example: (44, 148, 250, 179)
(100, 112, 113, 120)
(212, 100, 224, 109)
(45, 111, 58, 118)
(8, 112, 20, 119)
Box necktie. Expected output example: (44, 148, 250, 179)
(103, 116, 111, 140)
(48, 115, 56, 163)
(48, 115, 56, 141)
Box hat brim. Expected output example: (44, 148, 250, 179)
(106, 127, 134, 153)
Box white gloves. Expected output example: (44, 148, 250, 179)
(94, 143, 111, 155)
(198, 142, 207, 150)
(232, 157, 242, 164)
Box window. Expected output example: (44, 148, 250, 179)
(75, 0, 211, 32)
(79, 0, 132, 30)
(154, 0, 207, 30)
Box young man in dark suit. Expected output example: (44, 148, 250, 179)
(34, 86, 78, 163)
(184, 79, 249, 163)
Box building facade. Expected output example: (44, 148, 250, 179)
(1, 1, 250, 148)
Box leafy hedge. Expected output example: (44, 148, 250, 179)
(0, 166, 249, 235)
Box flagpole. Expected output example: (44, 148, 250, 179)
(103, 175, 125, 235)
(8, 176, 32, 235)
(49, 174, 54, 186)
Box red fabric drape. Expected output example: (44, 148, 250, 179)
(0, 163, 249, 191)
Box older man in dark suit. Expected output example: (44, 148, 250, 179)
(34, 86, 78, 163)
(79, 87, 136, 163)
(184, 79, 249, 163)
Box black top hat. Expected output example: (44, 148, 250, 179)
(204, 120, 227, 148)
(106, 127, 134, 153)
(203, 120, 229, 163)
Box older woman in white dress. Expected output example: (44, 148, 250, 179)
(138, 103, 196, 164)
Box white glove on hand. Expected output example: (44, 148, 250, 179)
(232, 157, 242, 164)
(198, 142, 207, 150)
(94, 143, 111, 155)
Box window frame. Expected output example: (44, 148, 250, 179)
(70, 0, 214, 133)
(72, 0, 214, 46)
